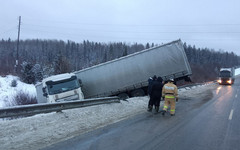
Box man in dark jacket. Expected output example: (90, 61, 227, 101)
(148, 76, 163, 113)
(147, 75, 156, 112)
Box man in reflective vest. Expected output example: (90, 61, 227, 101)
(162, 78, 178, 116)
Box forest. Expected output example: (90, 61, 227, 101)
(0, 38, 239, 84)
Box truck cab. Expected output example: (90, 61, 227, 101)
(38, 73, 84, 103)
(217, 68, 235, 85)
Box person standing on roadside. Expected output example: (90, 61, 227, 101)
(162, 78, 178, 116)
(148, 76, 163, 113)
(147, 75, 156, 112)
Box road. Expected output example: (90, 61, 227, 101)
(43, 78, 240, 150)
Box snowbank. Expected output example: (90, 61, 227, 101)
(0, 75, 36, 107)
(0, 83, 217, 150)
(235, 67, 240, 76)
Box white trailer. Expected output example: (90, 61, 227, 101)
(74, 39, 192, 99)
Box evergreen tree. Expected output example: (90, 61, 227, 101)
(42, 64, 54, 78)
(151, 43, 155, 47)
(20, 61, 35, 84)
(109, 44, 114, 60)
(146, 43, 150, 49)
(53, 54, 71, 74)
(32, 64, 43, 83)
(123, 46, 128, 57)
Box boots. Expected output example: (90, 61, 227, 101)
(147, 105, 153, 112)
(154, 106, 159, 114)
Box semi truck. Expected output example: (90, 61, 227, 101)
(36, 39, 192, 103)
(36, 73, 84, 103)
(217, 68, 235, 85)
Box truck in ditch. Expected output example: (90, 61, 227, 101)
(35, 73, 84, 103)
(217, 68, 235, 85)
(36, 39, 192, 103)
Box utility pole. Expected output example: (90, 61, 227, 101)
(15, 16, 21, 74)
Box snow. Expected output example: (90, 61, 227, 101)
(0, 75, 36, 108)
(0, 76, 217, 150)
(234, 67, 240, 76)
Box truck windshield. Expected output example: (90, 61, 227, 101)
(46, 78, 80, 95)
(219, 71, 231, 77)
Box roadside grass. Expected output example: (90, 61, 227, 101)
(14, 91, 37, 106)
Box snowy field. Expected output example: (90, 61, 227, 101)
(0, 80, 217, 150)
(0, 75, 36, 108)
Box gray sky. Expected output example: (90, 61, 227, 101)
(1, 0, 240, 55)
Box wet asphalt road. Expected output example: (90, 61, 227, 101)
(44, 78, 240, 150)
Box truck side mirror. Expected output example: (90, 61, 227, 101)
(42, 87, 46, 93)
(43, 93, 48, 97)
(42, 87, 48, 97)
(78, 79, 83, 87)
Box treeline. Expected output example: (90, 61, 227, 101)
(0, 38, 239, 83)
(0, 39, 146, 75)
(183, 43, 240, 82)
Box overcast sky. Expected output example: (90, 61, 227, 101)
(1, 0, 240, 55)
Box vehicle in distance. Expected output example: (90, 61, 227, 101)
(217, 68, 235, 85)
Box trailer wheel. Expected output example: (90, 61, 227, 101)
(131, 89, 145, 97)
(118, 93, 129, 100)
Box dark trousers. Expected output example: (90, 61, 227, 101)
(148, 95, 161, 107)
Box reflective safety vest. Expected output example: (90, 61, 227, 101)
(165, 95, 175, 98)
(162, 82, 178, 99)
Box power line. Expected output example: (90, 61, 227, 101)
(20, 30, 240, 41)
(0, 26, 17, 36)
(23, 18, 240, 27)
(21, 26, 240, 34)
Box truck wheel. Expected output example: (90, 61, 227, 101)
(118, 93, 129, 100)
(131, 89, 145, 97)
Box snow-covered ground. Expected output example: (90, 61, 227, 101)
(235, 67, 240, 76)
(0, 75, 36, 108)
(0, 77, 217, 150)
